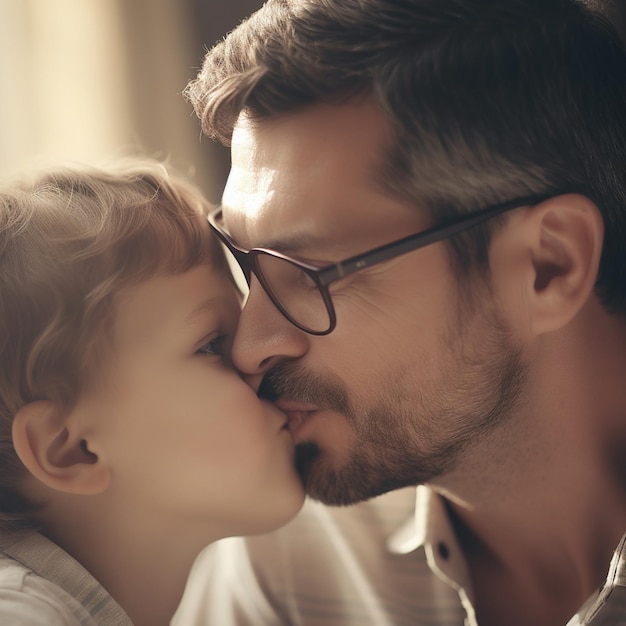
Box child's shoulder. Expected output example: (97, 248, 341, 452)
(0, 535, 128, 625)
(0, 550, 83, 625)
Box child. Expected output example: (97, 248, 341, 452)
(0, 160, 305, 625)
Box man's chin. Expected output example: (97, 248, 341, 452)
(294, 441, 320, 482)
(295, 441, 386, 507)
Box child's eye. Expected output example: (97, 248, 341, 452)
(196, 334, 228, 357)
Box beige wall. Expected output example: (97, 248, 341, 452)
(0, 0, 263, 200)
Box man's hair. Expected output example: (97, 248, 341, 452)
(185, 0, 626, 314)
(0, 160, 218, 532)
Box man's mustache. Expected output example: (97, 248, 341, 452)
(257, 360, 352, 417)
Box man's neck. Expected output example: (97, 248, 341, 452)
(446, 490, 625, 626)
(433, 302, 626, 625)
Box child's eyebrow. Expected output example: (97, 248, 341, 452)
(184, 297, 221, 325)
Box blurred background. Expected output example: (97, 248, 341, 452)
(0, 0, 264, 202)
(1, 0, 625, 203)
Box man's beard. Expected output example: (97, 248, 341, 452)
(258, 310, 527, 506)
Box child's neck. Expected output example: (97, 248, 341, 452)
(40, 495, 219, 626)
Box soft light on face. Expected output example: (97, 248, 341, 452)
(76, 260, 304, 538)
(223, 101, 527, 505)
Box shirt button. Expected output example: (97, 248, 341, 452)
(437, 541, 450, 560)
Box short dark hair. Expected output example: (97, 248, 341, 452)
(186, 0, 626, 315)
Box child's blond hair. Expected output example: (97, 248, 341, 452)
(0, 160, 220, 532)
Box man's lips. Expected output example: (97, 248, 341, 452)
(274, 399, 319, 438)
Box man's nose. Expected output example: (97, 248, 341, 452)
(231, 277, 310, 376)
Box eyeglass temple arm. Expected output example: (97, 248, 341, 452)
(330, 193, 557, 280)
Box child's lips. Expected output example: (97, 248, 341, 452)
(261, 400, 292, 430)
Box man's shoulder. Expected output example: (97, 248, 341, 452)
(176, 487, 465, 626)
(241, 487, 417, 559)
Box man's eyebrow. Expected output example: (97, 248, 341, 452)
(218, 206, 335, 257)
(224, 223, 324, 255)
(257, 233, 323, 255)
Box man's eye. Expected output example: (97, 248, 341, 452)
(196, 334, 228, 357)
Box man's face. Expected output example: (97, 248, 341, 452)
(222, 100, 526, 505)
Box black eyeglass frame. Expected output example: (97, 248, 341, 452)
(208, 192, 562, 336)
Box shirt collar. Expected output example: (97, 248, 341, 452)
(574, 531, 626, 624)
(387, 486, 475, 604)
(386, 486, 626, 626)
(1, 531, 132, 625)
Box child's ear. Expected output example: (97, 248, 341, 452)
(12, 401, 110, 495)
(491, 193, 604, 336)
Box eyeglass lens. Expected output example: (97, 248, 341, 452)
(254, 253, 331, 332)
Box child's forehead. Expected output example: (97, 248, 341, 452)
(119, 259, 236, 308)
(109, 263, 239, 346)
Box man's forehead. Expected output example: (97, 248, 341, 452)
(230, 101, 393, 173)
(224, 102, 401, 242)
(222, 102, 437, 261)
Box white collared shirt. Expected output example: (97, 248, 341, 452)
(0, 531, 131, 625)
(175, 486, 626, 625)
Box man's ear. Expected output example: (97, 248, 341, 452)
(12, 401, 110, 495)
(491, 193, 604, 337)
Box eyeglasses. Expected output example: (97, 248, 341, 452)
(208, 193, 556, 335)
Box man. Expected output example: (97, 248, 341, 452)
(181, 1, 626, 624)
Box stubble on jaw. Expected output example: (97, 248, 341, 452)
(258, 302, 527, 506)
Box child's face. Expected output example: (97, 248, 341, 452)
(77, 260, 304, 537)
